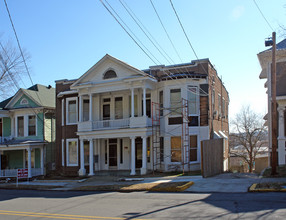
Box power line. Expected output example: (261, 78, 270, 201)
(149, 0, 183, 63)
(253, 0, 274, 32)
(169, 0, 199, 61)
(99, 0, 159, 65)
(3, 0, 34, 86)
(119, 0, 173, 64)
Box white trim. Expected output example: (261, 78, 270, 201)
(61, 99, 64, 126)
(61, 139, 64, 166)
(66, 138, 78, 167)
(66, 97, 78, 125)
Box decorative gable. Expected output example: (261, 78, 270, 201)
(10, 94, 39, 109)
(71, 54, 148, 88)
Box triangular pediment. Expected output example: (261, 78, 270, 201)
(71, 54, 149, 88)
(6, 91, 39, 109)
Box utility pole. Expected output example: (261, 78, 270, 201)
(271, 32, 277, 175)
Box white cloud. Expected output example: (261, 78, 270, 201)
(231, 6, 245, 20)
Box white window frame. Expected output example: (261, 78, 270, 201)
(66, 97, 78, 125)
(66, 138, 78, 166)
(62, 139, 65, 166)
(82, 98, 90, 122)
(28, 114, 37, 136)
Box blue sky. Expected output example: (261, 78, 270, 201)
(1, 0, 285, 120)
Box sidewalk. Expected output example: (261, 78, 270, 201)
(1, 173, 286, 193)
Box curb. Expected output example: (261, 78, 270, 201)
(249, 183, 286, 192)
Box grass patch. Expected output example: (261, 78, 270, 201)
(73, 181, 194, 192)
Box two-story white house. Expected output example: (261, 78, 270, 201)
(56, 54, 229, 176)
(258, 38, 286, 166)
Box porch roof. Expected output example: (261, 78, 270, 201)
(0, 139, 46, 148)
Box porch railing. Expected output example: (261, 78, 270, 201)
(93, 118, 130, 130)
(0, 168, 44, 178)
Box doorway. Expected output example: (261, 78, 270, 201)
(109, 139, 117, 167)
(135, 138, 142, 168)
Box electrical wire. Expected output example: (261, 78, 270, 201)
(253, 0, 274, 32)
(149, 0, 183, 63)
(119, 0, 173, 64)
(99, 0, 159, 65)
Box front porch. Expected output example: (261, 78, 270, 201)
(0, 143, 45, 178)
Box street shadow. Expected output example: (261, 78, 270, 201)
(123, 192, 286, 219)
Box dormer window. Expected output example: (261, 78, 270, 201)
(103, 70, 117, 79)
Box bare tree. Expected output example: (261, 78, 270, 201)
(230, 106, 268, 173)
(0, 38, 30, 99)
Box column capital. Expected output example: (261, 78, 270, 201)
(278, 105, 285, 113)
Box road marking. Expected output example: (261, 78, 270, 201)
(0, 210, 151, 220)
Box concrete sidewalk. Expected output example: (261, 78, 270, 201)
(2, 173, 286, 193)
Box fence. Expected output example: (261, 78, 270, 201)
(201, 138, 224, 178)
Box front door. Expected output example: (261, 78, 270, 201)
(109, 139, 117, 167)
(135, 138, 142, 168)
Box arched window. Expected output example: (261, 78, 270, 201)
(103, 70, 117, 79)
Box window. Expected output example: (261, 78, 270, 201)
(147, 137, 151, 163)
(188, 86, 198, 115)
(105, 140, 108, 164)
(83, 99, 89, 122)
(84, 141, 90, 165)
(170, 89, 181, 115)
(212, 88, 215, 112)
(218, 94, 221, 113)
(17, 116, 24, 137)
(66, 139, 78, 166)
(20, 98, 28, 105)
(160, 137, 164, 162)
(171, 136, 181, 162)
(28, 115, 36, 136)
(222, 98, 225, 118)
(159, 91, 163, 116)
(66, 98, 77, 124)
(120, 139, 123, 164)
(190, 135, 198, 162)
(146, 94, 151, 117)
(103, 70, 117, 79)
(115, 97, 123, 119)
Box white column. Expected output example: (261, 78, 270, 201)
(143, 88, 147, 117)
(28, 148, 32, 178)
(131, 88, 134, 117)
(79, 139, 86, 176)
(130, 137, 136, 175)
(141, 136, 147, 175)
(89, 94, 93, 122)
(89, 139, 94, 176)
(79, 95, 83, 122)
(278, 106, 286, 165)
(97, 139, 101, 170)
(40, 147, 44, 175)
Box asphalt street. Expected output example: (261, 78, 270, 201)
(0, 189, 286, 219)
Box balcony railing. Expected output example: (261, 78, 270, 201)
(93, 118, 130, 130)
